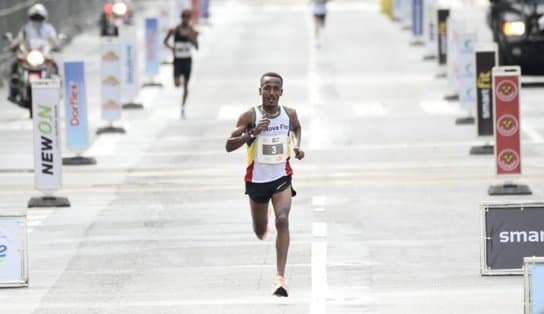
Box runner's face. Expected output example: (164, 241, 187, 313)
(259, 77, 283, 108)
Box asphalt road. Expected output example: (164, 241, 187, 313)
(0, 0, 544, 313)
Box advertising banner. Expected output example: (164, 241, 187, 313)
(159, 2, 173, 64)
(63, 61, 90, 153)
(481, 203, 544, 275)
(402, 0, 412, 28)
(530, 262, 544, 313)
(122, 28, 139, 102)
(32, 79, 62, 192)
(100, 37, 123, 122)
(458, 33, 476, 111)
(393, 0, 403, 21)
(0, 216, 27, 286)
(437, 9, 449, 65)
(493, 66, 522, 176)
(412, 0, 423, 37)
(446, 18, 460, 94)
(424, 0, 437, 55)
(475, 45, 497, 136)
(145, 17, 160, 78)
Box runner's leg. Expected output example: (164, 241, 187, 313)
(250, 199, 269, 240)
(271, 187, 292, 277)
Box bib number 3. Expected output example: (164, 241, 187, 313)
(256, 135, 288, 164)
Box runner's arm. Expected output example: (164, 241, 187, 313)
(287, 108, 305, 160)
(163, 29, 174, 50)
(225, 110, 254, 152)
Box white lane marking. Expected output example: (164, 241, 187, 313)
(312, 222, 327, 238)
(85, 134, 123, 156)
(419, 101, 465, 115)
(313, 207, 326, 212)
(522, 121, 544, 143)
(217, 105, 250, 121)
(27, 209, 54, 232)
(311, 242, 328, 314)
(311, 196, 326, 207)
(353, 103, 390, 117)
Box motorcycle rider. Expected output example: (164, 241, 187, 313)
(7, 3, 60, 103)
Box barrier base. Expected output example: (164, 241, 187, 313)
(142, 81, 163, 88)
(455, 116, 475, 125)
(488, 182, 532, 196)
(423, 54, 437, 61)
(122, 102, 144, 110)
(444, 94, 460, 101)
(96, 126, 126, 135)
(28, 196, 70, 208)
(435, 72, 447, 79)
(470, 144, 494, 155)
(62, 156, 97, 166)
(160, 60, 173, 65)
(409, 40, 425, 46)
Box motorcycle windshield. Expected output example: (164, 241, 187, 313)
(27, 38, 48, 50)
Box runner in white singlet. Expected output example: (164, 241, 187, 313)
(225, 73, 305, 297)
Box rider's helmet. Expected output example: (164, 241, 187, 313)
(28, 3, 48, 21)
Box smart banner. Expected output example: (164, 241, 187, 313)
(122, 28, 139, 102)
(145, 17, 160, 78)
(481, 202, 544, 275)
(437, 9, 449, 65)
(493, 66, 522, 176)
(458, 33, 476, 111)
(63, 61, 90, 153)
(101, 37, 123, 122)
(0, 214, 28, 287)
(412, 0, 423, 38)
(32, 79, 62, 191)
(475, 45, 497, 136)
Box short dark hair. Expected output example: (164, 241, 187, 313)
(260, 72, 283, 86)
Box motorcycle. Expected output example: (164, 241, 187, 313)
(3, 33, 61, 118)
(100, 0, 134, 36)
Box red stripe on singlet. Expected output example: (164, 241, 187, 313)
(245, 161, 255, 182)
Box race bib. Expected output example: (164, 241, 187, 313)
(256, 134, 288, 164)
(174, 42, 192, 58)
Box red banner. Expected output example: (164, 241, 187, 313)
(493, 67, 521, 175)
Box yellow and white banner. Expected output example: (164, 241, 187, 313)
(100, 37, 123, 122)
(31, 79, 62, 192)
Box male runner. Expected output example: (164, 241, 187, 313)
(225, 72, 305, 297)
(312, 0, 329, 47)
(163, 9, 199, 119)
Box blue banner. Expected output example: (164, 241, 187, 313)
(145, 17, 160, 78)
(63, 61, 90, 152)
(532, 264, 544, 313)
(412, 0, 423, 37)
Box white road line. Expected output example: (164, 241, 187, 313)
(353, 103, 390, 117)
(217, 105, 249, 121)
(311, 196, 326, 207)
(86, 134, 123, 156)
(312, 222, 327, 238)
(523, 121, 544, 143)
(311, 242, 328, 314)
(419, 100, 466, 115)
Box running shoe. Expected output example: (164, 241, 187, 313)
(273, 275, 288, 297)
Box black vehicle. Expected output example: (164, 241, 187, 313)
(487, 0, 544, 74)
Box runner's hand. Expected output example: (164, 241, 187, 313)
(293, 147, 305, 160)
(254, 117, 270, 135)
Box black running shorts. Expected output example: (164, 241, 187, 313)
(245, 176, 297, 204)
(173, 57, 192, 81)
